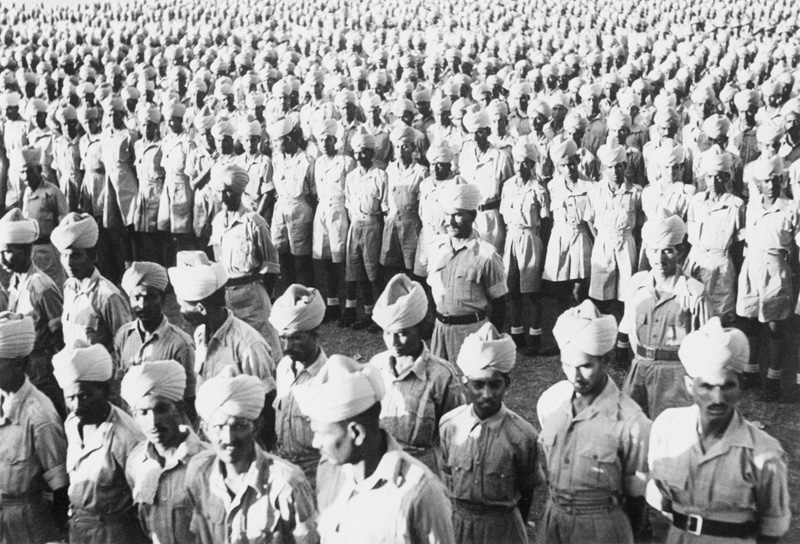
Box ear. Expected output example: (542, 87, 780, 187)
(684, 375, 695, 397)
(348, 421, 367, 447)
(198, 302, 208, 316)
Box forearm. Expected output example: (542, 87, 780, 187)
(489, 296, 506, 330)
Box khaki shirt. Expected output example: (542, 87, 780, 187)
(537, 379, 650, 498)
(210, 204, 280, 278)
(125, 430, 210, 544)
(9, 264, 63, 352)
(0, 377, 68, 497)
(314, 154, 355, 205)
(647, 406, 790, 538)
(500, 175, 550, 230)
(23, 181, 68, 236)
(344, 165, 389, 219)
(186, 447, 319, 544)
(273, 150, 315, 199)
(317, 432, 454, 544)
(385, 160, 428, 216)
(743, 197, 800, 253)
(438, 404, 543, 507)
(687, 192, 745, 250)
(458, 142, 513, 203)
(588, 180, 642, 237)
(418, 175, 465, 232)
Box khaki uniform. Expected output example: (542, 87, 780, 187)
(132, 139, 165, 232)
(381, 160, 427, 269)
(364, 122, 392, 170)
(210, 203, 282, 357)
(344, 165, 388, 282)
(581, 113, 607, 157)
(22, 181, 68, 288)
(235, 151, 273, 212)
(79, 132, 105, 217)
(65, 404, 148, 544)
(101, 128, 139, 227)
(620, 270, 708, 419)
(158, 133, 196, 234)
(274, 350, 327, 486)
(428, 233, 508, 361)
(369, 344, 465, 473)
(186, 446, 318, 544)
(2, 117, 30, 210)
(438, 404, 543, 544)
(537, 380, 651, 544)
(272, 150, 315, 255)
(543, 176, 594, 282)
(313, 154, 354, 262)
(53, 134, 83, 213)
(0, 377, 68, 544)
(27, 126, 57, 185)
(317, 431, 454, 544)
(125, 429, 209, 544)
(500, 176, 550, 293)
(648, 406, 790, 544)
(414, 174, 465, 277)
(685, 192, 745, 321)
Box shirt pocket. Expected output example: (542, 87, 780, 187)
(576, 438, 620, 490)
(455, 267, 482, 303)
(447, 447, 475, 498)
(484, 452, 517, 502)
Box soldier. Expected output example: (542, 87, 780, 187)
(122, 360, 209, 544)
(439, 323, 542, 544)
(370, 274, 464, 472)
(52, 104, 83, 213)
(296, 354, 454, 544)
(2, 92, 31, 211)
(647, 318, 790, 543)
(235, 120, 273, 221)
(538, 301, 651, 544)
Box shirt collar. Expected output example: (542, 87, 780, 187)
(354, 431, 407, 493)
(136, 314, 169, 341)
(464, 403, 509, 433)
(206, 309, 235, 346)
(0, 376, 35, 424)
(690, 406, 756, 461)
(144, 427, 205, 468)
(211, 444, 273, 503)
(388, 342, 432, 381)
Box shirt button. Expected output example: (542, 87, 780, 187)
(564, 458, 570, 465)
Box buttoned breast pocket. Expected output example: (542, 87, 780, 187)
(446, 447, 475, 498)
(577, 438, 620, 490)
(0, 424, 31, 490)
(454, 267, 481, 302)
(229, 228, 258, 271)
(484, 452, 516, 502)
(199, 502, 227, 544)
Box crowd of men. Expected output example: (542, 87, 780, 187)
(0, 0, 797, 541)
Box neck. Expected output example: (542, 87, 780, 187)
(153, 428, 189, 458)
(700, 410, 733, 439)
(295, 346, 321, 367)
(0, 369, 25, 394)
(762, 195, 778, 207)
(225, 446, 255, 477)
(352, 430, 387, 483)
(205, 308, 228, 338)
(574, 373, 607, 406)
(139, 314, 163, 334)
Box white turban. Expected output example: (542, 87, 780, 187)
(53, 340, 113, 386)
(512, 140, 539, 162)
(372, 274, 427, 331)
(653, 142, 685, 167)
(0, 312, 35, 358)
(122, 262, 169, 294)
(553, 300, 618, 356)
(196, 370, 266, 422)
(457, 323, 516, 376)
(51, 213, 99, 251)
(351, 129, 376, 151)
(463, 109, 490, 133)
(597, 144, 627, 166)
(642, 215, 686, 248)
(550, 139, 578, 164)
(0, 208, 39, 246)
(440, 183, 481, 212)
(390, 125, 416, 148)
(426, 144, 455, 164)
(14, 146, 42, 167)
(312, 119, 339, 142)
(752, 157, 784, 181)
(267, 117, 293, 140)
(294, 354, 385, 423)
(679, 317, 749, 378)
(269, 284, 325, 334)
(699, 151, 733, 176)
(121, 360, 187, 408)
(168, 251, 228, 302)
(756, 123, 785, 144)
(702, 114, 730, 138)
(209, 164, 249, 194)
(606, 108, 632, 130)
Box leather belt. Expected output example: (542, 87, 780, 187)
(478, 200, 500, 211)
(226, 274, 261, 287)
(435, 311, 485, 325)
(672, 512, 757, 537)
(636, 345, 680, 361)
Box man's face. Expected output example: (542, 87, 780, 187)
(518, 94, 530, 114)
(112, 109, 125, 129)
(490, 115, 507, 137)
(604, 162, 626, 184)
(532, 114, 548, 133)
(178, 298, 206, 327)
(0, 243, 31, 274)
(610, 126, 630, 146)
(757, 176, 782, 200)
(0, 357, 23, 391)
(60, 248, 95, 280)
(435, 110, 451, 126)
(568, 127, 584, 145)
(134, 395, 184, 449)
(323, 135, 337, 156)
(35, 111, 47, 129)
(556, 156, 579, 181)
(129, 284, 163, 325)
(217, 187, 241, 211)
(217, 135, 234, 155)
(401, 110, 415, 126)
(474, 126, 491, 149)
(398, 141, 414, 163)
(561, 348, 607, 397)
(417, 101, 431, 117)
(169, 116, 184, 134)
(206, 412, 256, 466)
(434, 161, 452, 180)
(656, 122, 674, 139)
(22, 165, 42, 191)
(341, 103, 356, 122)
(5, 105, 19, 119)
(658, 163, 682, 184)
(767, 93, 782, 108)
(355, 148, 374, 169)
(551, 104, 567, 123)
(382, 326, 422, 358)
(280, 330, 318, 364)
(646, 245, 680, 277)
(278, 135, 294, 155)
(516, 158, 534, 180)
(145, 120, 158, 141)
(706, 171, 729, 195)
(248, 136, 260, 154)
(784, 114, 800, 136)
(310, 419, 356, 466)
(65, 119, 79, 139)
(686, 370, 740, 428)
(587, 95, 600, 115)
(465, 369, 509, 419)
(444, 208, 475, 238)
(63, 381, 108, 424)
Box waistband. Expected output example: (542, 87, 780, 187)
(478, 200, 500, 211)
(507, 224, 540, 235)
(435, 311, 486, 325)
(350, 214, 383, 224)
(548, 489, 621, 513)
(636, 345, 681, 361)
(388, 211, 420, 220)
(70, 507, 138, 525)
(747, 248, 789, 259)
(691, 247, 729, 257)
(319, 197, 346, 205)
(0, 491, 43, 506)
(672, 511, 757, 538)
(453, 499, 514, 514)
(596, 228, 633, 238)
(554, 222, 588, 232)
(226, 274, 261, 287)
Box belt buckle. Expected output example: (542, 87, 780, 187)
(645, 347, 657, 359)
(687, 514, 703, 536)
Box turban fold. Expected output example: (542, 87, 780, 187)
(606, 108, 632, 130)
(550, 139, 578, 164)
(752, 157, 784, 180)
(267, 117, 293, 140)
(294, 354, 384, 423)
(642, 215, 686, 248)
(553, 300, 617, 356)
(14, 146, 42, 167)
(209, 164, 249, 194)
(597, 144, 627, 166)
(51, 213, 99, 251)
(351, 129, 376, 151)
(699, 151, 733, 175)
(269, 284, 326, 334)
(679, 317, 749, 378)
(53, 341, 113, 386)
(702, 115, 730, 138)
(426, 144, 454, 164)
(121, 262, 169, 294)
(463, 109, 490, 133)
(312, 119, 339, 142)
(372, 274, 427, 331)
(440, 183, 480, 212)
(390, 125, 416, 148)
(121, 360, 186, 408)
(527, 99, 551, 119)
(653, 142, 685, 167)
(756, 123, 785, 144)
(733, 90, 759, 111)
(163, 102, 186, 118)
(168, 251, 228, 301)
(512, 140, 539, 162)
(0, 208, 39, 246)
(457, 323, 516, 376)
(0, 312, 35, 358)
(195, 371, 266, 422)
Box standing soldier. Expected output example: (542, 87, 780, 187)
(53, 341, 148, 544)
(2, 92, 31, 211)
(123, 360, 209, 544)
(0, 209, 66, 417)
(538, 301, 651, 544)
(370, 274, 465, 473)
(428, 183, 507, 362)
(438, 323, 542, 544)
(208, 164, 282, 358)
(78, 106, 105, 225)
(132, 104, 167, 264)
(311, 119, 354, 321)
(26, 98, 57, 187)
(0, 313, 69, 543)
(268, 284, 328, 487)
(620, 215, 708, 419)
(501, 141, 551, 355)
(648, 318, 790, 543)
(53, 104, 83, 213)
(235, 120, 273, 221)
